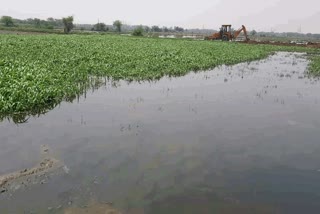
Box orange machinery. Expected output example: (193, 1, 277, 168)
(205, 25, 249, 41)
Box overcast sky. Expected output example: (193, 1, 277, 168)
(1, 0, 320, 33)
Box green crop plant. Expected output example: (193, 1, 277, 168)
(0, 34, 317, 115)
(309, 56, 320, 76)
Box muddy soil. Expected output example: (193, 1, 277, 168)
(0, 145, 63, 194)
(0, 158, 59, 188)
(242, 40, 320, 48)
(64, 202, 122, 214)
(0, 30, 50, 35)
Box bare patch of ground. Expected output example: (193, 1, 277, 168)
(0, 145, 63, 193)
(0, 158, 59, 188)
(0, 30, 47, 35)
(64, 202, 122, 214)
(242, 40, 320, 48)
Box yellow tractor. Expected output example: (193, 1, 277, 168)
(205, 25, 249, 41)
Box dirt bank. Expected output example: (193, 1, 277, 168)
(0, 145, 62, 193)
(0, 30, 49, 35)
(241, 40, 320, 48)
(0, 158, 59, 188)
(64, 202, 122, 214)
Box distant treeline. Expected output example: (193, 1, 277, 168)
(12, 17, 64, 29)
(0, 15, 216, 35)
(71, 22, 216, 35)
(2, 16, 320, 39)
(255, 31, 320, 40)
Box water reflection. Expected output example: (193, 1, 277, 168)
(0, 76, 115, 124)
(1, 53, 320, 214)
(0, 107, 53, 124)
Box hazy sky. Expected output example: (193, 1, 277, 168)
(1, 0, 320, 33)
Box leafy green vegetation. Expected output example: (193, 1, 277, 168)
(0, 16, 14, 27)
(309, 56, 320, 76)
(62, 16, 74, 34)
(132, 26, 144, 36)
(0, 34, 317, 115)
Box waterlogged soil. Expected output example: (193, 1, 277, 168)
(242, 40, 320, 48)
(1, 52, 320, 214)
(0, 145, 64, 194)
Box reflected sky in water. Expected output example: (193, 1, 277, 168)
(1, 53, 320, 213)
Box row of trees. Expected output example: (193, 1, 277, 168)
(90, 22, 185, 37)
(0, 15, 184, 34)
(91, 20, 122, 32)
(0, 15, 71, 32)
(146, 26, 184, 33)
(0, 15, 124, 34)
(91, 22, 185, 34)
(91, 21, 144, 36)
(0, 16, 65, 29)
(12, 15, 320, 38)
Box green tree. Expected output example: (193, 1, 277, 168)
(144, 26, 150, 33)
(132, 26, 144, 36)
(33, 18, 41, 28)
(113, 20, 122, 32)
(251, 29, 257, 36)
(1, 16, 14, 27)
(62, 16, 74, 34)
(151, 25, 161, 32)
(163, 27, 169, 33)
(47, 18, 64, 27)
(93, 23, 107, 32)
(174, 26, 184, 32)
(47, 17, 55, 22)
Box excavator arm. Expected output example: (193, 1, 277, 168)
(205, 24, 249, 41)
(233, 25, 249, 41)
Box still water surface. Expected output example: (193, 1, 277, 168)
(1, 53, 320, 213)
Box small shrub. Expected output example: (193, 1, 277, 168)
(132, 26, 144, 37)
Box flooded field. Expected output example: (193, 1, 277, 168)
(1, 52, 320, 214)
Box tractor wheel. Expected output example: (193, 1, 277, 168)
(222, 35, 229, 41)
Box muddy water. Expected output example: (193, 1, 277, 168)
(1, 52, 320, 214)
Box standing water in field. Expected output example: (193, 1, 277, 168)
(1, 52, 320, 214)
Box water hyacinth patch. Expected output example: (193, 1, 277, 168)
(309, 56, 320, 76)
(0, 34, 316, 115)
